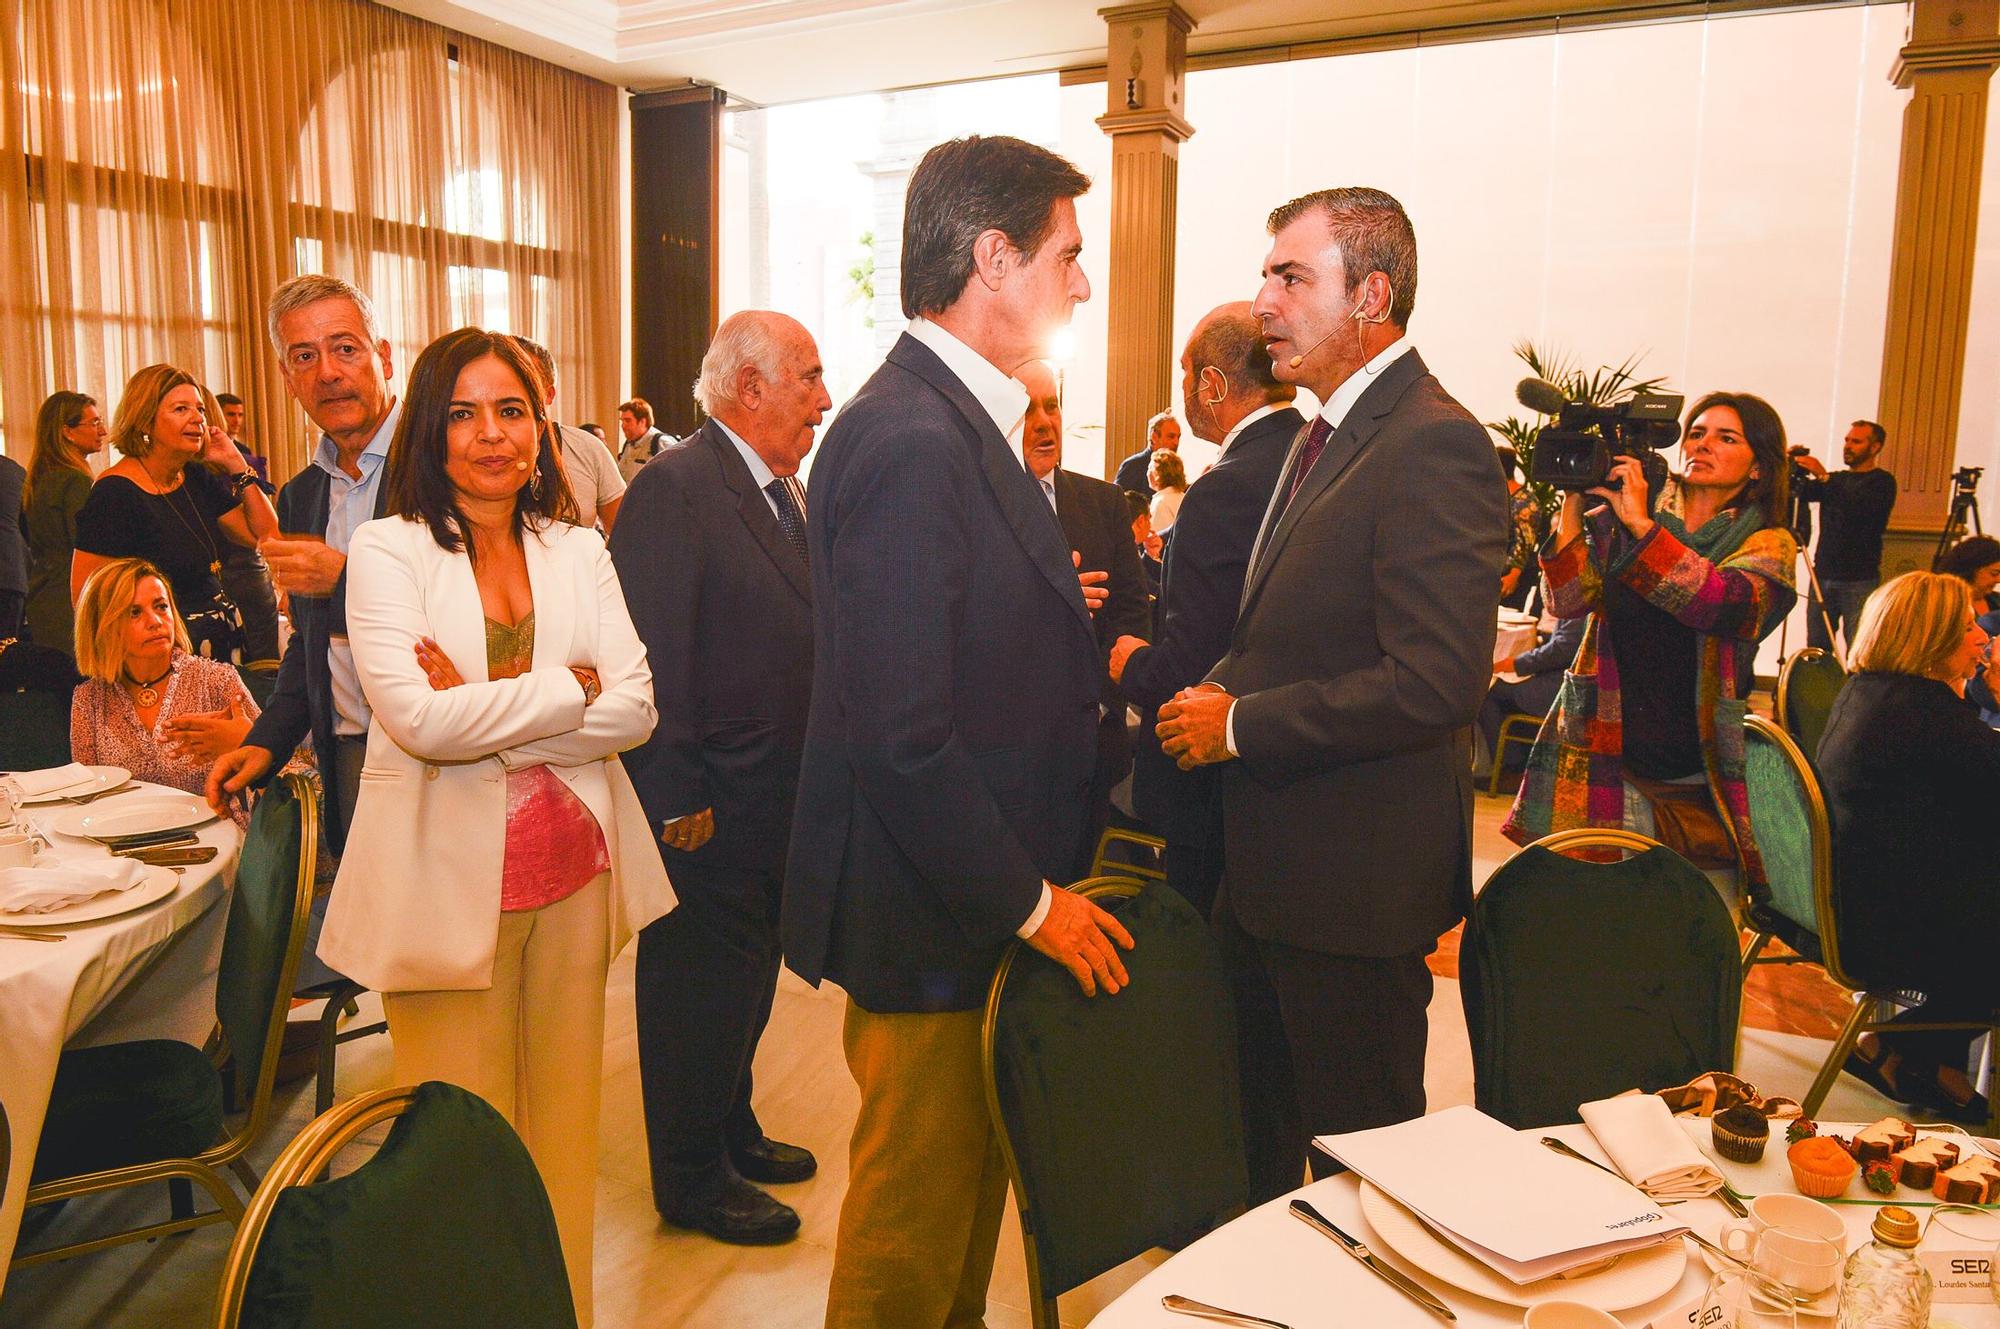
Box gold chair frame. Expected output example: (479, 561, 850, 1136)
(981, 875, 1143, 1329)
(1088, 826, 1165, 884)
(1740, 714, 1830, 974)
(1518, 826, 1665, 860)
(212, 1083, 421, 1329)
(1774, 646, 1840, 754)
(1487, 711, 1544, 796)
(12, 771, 321, 1271)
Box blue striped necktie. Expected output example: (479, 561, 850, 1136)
(765, 478, 808, 567)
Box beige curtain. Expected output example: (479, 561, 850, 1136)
(0, 0, 620, 481)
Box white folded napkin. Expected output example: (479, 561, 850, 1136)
(8, 763, 98, 799)
(1579, 1091, 1727, 1201)
(0, 859, 148, 914)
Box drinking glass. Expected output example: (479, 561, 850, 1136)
(1698, 1269, 1799, 1329)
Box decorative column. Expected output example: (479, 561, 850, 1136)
(1874, 0, 2000, 572)
(1097, 3, 1194, 478)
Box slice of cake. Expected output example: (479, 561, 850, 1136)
(1852, 1117, 1916, 1164)
(1890, 1137, 1960, 1189)
(1932, 1156, 2000, 1205)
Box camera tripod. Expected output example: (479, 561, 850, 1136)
(1932, 469, 1986, 570)
(1780, 478, 1844, 666)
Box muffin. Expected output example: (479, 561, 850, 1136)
(1788, 1136, 1858, 1198)
(1712, 1106, 1771, 1163)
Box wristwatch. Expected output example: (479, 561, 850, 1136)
(228, 469, 260, 497)
(571, 668, 601, 705)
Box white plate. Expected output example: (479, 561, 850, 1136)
(1358, 1180, 1687, 1312)
(0, 866, 179, 926)
(14, 766, 130, 805)
(1696, 1245, 1838, 1317)
(50, 793, 216, 842)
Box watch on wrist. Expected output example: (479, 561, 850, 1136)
(228, 469, 259, 496)
(572, 669, 601, 705)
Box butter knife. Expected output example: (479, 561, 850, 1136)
(117, 846, 218, 867)
(1289, 1199, 1456, 1321)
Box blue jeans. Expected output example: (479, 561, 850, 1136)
(1807, 578, 1877, 653)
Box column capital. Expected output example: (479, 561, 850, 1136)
(1095, 107, 1196, 141)
(1097, 1, 1194, 32)
(1892, 38, 2000, 86)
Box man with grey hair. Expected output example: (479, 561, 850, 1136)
(207, 275, 400, 944)
(610, 310, 828, 1246)
(1115, 409, 1183, 497)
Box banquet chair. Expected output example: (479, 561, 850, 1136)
(0, 685, 72, 770)
(983, 877, 1247, 1329)
(1486, 711, 1543, 796)
(1088, 823, 1166, 884)
(1461, 829, 1741, 1130)
(1740, 714, 1827, 971)
(213, 1081, 576, 1329)
(11, 771, 318, 1271)
(1774, 647, 1847, 765)
(234, 661, 281, 711)
(298, 976, 388, 1114)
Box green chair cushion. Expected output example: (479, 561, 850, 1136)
(218, 779, 304, 1099)
(238, 1081, 576, 1329)
(989, 884, 1248, 1297)
(1783, 656, 1847, 764)
(31, 1040, 223, 1183)
(1461, 844, 1741, 1130)
(1743, 730, 1821, 960)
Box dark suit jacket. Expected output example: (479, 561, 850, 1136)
(782, 333, 1101, 1013)
(1121, 406, 1299, 838)
(0, 455, 27, 598)
(1114, 449, 1156, 497)
(241, 463, 387, 852)
(609, 422, 813, 878)
(1208, 351, 1507, 958)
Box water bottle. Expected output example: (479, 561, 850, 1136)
(1837, 1205, 1931, 1328)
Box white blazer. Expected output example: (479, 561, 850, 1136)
(321, 514, 677, 991)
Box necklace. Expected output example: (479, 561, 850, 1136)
(150, 467, 225, 577)
(123, 659, 174, 709)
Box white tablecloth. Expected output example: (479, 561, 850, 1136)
(1495, 614, 1541, 669)
(0, 786, 241, 1287)
(1092, 1123, 2000, 1328)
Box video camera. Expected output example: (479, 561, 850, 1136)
(1517, 377, 1682, 494)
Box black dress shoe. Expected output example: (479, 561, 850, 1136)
(660, 1175, 800, 1246)
(729, 1135, 818, 1185)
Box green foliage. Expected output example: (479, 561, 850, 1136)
(846, 230, 876, 328)
(1489, 339, 1673, 522)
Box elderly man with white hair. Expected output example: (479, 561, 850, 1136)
(608, 309, 830, 1245)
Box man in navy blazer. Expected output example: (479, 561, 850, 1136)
(1112, 303, 1299, 917)
(611, 312, 829, 1247)
(783, 135, 1135, 1329)
(1113, 411, 1182, 497)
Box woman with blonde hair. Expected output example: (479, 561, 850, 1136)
(1148, 447, 1190, 534)
(1819, 570, 1999, 1123)
(22, 391, 108, 654)
(71, 558, 259, 822)
(71, 363, 278, 662)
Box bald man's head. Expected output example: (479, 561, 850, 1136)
(1016, 359, 1063, 480)
(1181, 300, 1293, 443)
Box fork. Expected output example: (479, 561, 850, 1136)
(60, 781, 135, 805)
(1162, 1295, 1293, 1329)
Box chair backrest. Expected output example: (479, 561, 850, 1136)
(1462, 831, 1742, 1129)
(1776, 648, 1847, 763)
(1741, 715, 1829, 958)
(235, 663, 280, 710)
(984, 878, 1247, 1303)
(0, 687, 73, 770)
(217, 772, 318, 1119)
(215, 1082, 577, 1329)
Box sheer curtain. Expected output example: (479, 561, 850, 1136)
(0, 0, 620, 479)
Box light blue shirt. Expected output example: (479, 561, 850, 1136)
(312, 400, 399, 735)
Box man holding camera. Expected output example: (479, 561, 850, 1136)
(1793, 421, 1896, 654)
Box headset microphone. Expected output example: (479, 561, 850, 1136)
(1287, 297, 1377, 369)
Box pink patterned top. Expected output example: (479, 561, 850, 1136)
(486, 614, 610, 912)
(70, 650, 260, 827)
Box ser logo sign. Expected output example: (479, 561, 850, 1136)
(1949, 1256, 1992, 1275)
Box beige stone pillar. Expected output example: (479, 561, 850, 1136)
(1097, 3, 1194, 478)
(1875, 0, 2000, 572)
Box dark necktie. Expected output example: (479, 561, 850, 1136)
(765, 478, 809, 567)
(1278, 416, 1335, 515)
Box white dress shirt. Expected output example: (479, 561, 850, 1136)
(904, 317, 1052, 939)
(712, 418, 808, 521)
(1220, 401, 1287, 455)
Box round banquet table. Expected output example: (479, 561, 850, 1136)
(0, 784, 243, 1286)
(1089, 1123, 2000, 1329)
(1495, 612, 1541, 668)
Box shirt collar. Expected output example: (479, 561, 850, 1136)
(710, 418, 779, 491)
(1317, 338, 1413, 433)
(905, 317, 1030, 466)
(1221, 401, 1287, 454)
(311, 398, 401, 480)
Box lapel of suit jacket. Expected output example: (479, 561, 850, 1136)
(701, 419, 811, 604)
(1241, 352, 1427, 617)
(886, 335, 1091, 631)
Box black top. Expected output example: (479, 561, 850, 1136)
(1607, 577, 1706, 780)
(1799, 468, 1896, 582)
(1818, 671, 2000, 995)
(73, 468, 237, 614)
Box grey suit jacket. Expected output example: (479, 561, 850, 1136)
(1208, 350, 1509, 957)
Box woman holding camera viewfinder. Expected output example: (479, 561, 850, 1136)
(1503, 392, 1797, 904)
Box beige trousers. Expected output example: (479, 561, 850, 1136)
(383, 871, 610, 1327)
(824, 1001, 1011, 1329)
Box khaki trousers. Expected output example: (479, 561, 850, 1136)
(825, 1001, 1010, 1329)
(383, 872, 610, 1327)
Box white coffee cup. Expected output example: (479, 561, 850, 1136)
(1721, 1193, 1847, 1294)
(0, 829, 37, 869)
(1523, 1300, 1622, 1329)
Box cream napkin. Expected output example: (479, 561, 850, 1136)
(1579, 1091, 1727, 1201)
(0, 859, 148, 914)
(7, 763, 98, 799)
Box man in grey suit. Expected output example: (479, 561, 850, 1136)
(611, 311, 828, 1246)
(1159, 188, 1508, 1202)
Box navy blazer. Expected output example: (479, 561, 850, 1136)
(610, 421, 813, 878)
(782, 333, 1101, 1013)
(1121, 406, 1299, 838)
(241, 462, 387, 852)
(1114, 449, 1155, 497)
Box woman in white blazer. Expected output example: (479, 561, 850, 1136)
(324, 328, 673, 1325)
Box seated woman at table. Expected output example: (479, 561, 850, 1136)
(1818, 571, 1999, 1124)
(1503, 392, 1797, 903)
(70, 558, 259, 824)
(1938, 534, 2000, 615)
(324, 327, 672, 1325)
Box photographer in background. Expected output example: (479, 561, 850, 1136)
(1792, 420, 1896, 655)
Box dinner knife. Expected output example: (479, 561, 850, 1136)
(102, 827, 201, 849)
(1288, 1199, 1456, 1321)
(117, 846, 219, 866)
